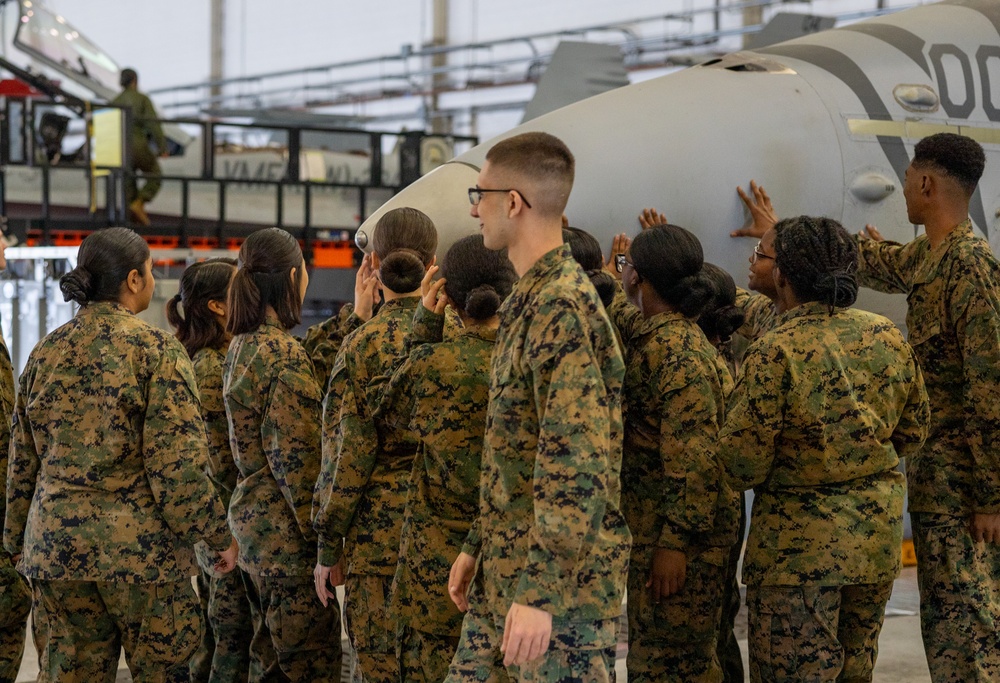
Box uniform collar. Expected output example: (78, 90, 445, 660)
(77, 301, 135, 317)
(375, 296, 420, 318)
(634, 309, 691, 336)
(913, 218, 973, 283)
(775, 300, 843, 326)
(514, 244, 572, 294)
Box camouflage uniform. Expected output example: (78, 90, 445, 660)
(370, 303, 496, 683)
(0, 330, 30, 682)
(609, 296, 739, 683)
(188, 347, 253, 683)
(445, 245, 631, 683)
(300, 302, 362, 390)
(3, 301, 233, 683)
(224, 319, 342, 682)
(314, 296, 425, 683)
(110, 87, 166, 204)
(734, 287, 776, 342)
(718, 302, 930, 683)
(856, 219, 1000, 681)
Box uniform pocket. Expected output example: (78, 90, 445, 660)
(134, 581, 202, 666)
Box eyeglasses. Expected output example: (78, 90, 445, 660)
(467, 187, 532, 209)
(751, 241, 774, 264)
(614, 253, 633, 273)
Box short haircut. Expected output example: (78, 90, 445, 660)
(228, 228, 304, 334)
(120, 68, 138, 88)
(485, 132, 574, 217)
(773, 215, 858, 312)
(912, 133, 985, 196)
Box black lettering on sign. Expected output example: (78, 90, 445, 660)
(978, 45, 1000, 122)
(929, 44, 975, 118)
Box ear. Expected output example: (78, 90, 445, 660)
(773, 264, 787, 289)
(126, 268, 144, 294)
(370, 252, 381, 270)
(507, 191, 525, 219)
(289, 266, 297, 285)
(207, 298, 226, 317)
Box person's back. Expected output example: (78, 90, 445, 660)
(225, 321, 322, 575)
(719, 216, 929, 683)
(4, 227, 234, 683)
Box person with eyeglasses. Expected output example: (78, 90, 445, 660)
(446, 132, 629, 682)
(718, 216, 930, 682)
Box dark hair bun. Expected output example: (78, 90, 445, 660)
(60, 267, 94, 305)
(586, 269, 616, 308)
(669, 273, 714, 318)
(708, 304, 745, 342)
(380, 249, 425, 293)
(464, 284, 502, 319)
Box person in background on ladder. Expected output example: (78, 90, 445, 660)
(111, 67, 167, 227)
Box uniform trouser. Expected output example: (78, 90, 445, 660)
(911, 512, 1000, 683)
(0, 566, 31, 683)
(189, 568, 253, 683)
(344, 573, 396, 683)
(626, 553, 726, 683)
(718, 494, 746, 683)
(397, 625, 460, 683)
(746, 581, 893, 683)
(126, 143, 162, 204)
(32, 578, 201, 683)
(243, 573, 342, 683)
(444, 600, 618, 683)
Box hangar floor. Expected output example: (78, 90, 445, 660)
(15, 568, 930, 682)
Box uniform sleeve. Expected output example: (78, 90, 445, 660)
(371, 305, 444, 434)
(890, 349, 931, 463)
(0, 343, 16, 560)
(4, 368, 37, 557)
(299, 303, 362, 389)
(607, 287, 643, 343)
(655, 356, 724, 551)
(855, 236, 912, 294)
(196, 354, 238, 498)
(313, 348, 378, 567)
(512, 301, 616, 614)
(142, 350, 231, 552)
(141, 93, 167, 155)
(735, 288, 776, 341)
(462, 517, 482, 557)
(718, 342, 787, 492)
(261, 361, 324, 545)
(951, 267, 1000, 511)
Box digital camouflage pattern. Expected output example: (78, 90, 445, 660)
(0, 330, 30, 683)
(189, 570, 252, 683)
(626, 559, 727, 683)
(373, 304, 495, 637)
(4, 301, 232, 581)
(299, 302, 361, 391)
(33, 578, 201, 683)
(855, 220, 1000, 515)
(719, 302, 929, 587)
(608, 297, 738, 682)
(746, 581, 893, 683)
(314, 296, 436, 683)
(313, 296, 424, 573)
(223, 318, 324, 577)
(368, 303, 495, 680)
(188, 347, 252, 683)
(734, 288, 776, 342)
(465, 245, 630, 623)
(241, 573, 343, 683)
(856, 220, 1000, 680)
(445, 599, 618, 683)
(910, 512, 1000, 682)
(343, 574, 395, 683)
